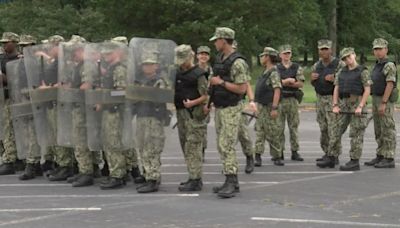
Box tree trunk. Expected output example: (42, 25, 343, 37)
(328, 0, 337, 56)
(303, 51, 308, 66)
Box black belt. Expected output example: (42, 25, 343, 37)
(339, 93, 350, 99)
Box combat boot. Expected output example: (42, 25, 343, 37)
(131, 167, 145, 184)
(316, 154, 327, 162)
(340, 159, 360, 171)
(254, 153, 262, 167)
(100, 177, 125, 190)
(364, 155, 384, 166)
(374, 158, 395, 168)
(245, 155, 254, 174)
(217, 175, 238, 198)
(272, 157, 284, 166)
(19, 163, 41, 180)
(67, 174, 82, 183)
(0, 163, 15, 175)
(316, 156, 335, 168)
(137, 180, 159, 193)
(48, 166, 73, 181)
(178, 179, 203, 192)
(291, 151, 304, 161)
(72, 174, 94, 187)
(41, 160, 55, 176)
(15, 159, 26, 171)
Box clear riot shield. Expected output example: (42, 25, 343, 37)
(125, 38, 176, 155)
(24, 43, 59, 148)
(56, 42, 86, 148)
(84, 42, 132, 151)
(7, 59, 40, 159)
(0, 75, 4, 140)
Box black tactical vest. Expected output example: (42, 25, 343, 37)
(101, 62, 124, 89)
(1, 52, 19, 99)
(371, 60, 397, 96)
(174, 66, 206, 109)
(313, 58, 340, 95)
(338, 65, 366, 97)
(212, 52, 246, 107)
(277, 62, 300, 97)
(255, 67, 280, 105)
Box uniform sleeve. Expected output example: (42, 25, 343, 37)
(383, 62, 397, 82)
(336, 60, 346, 74)
(113, 64, 127, 88)
(311, 62, 318, 72)
(231, 58, 250, 84)
(361, 69, 372, 87)
(333, 68, 342, 86)
(269, 71, 282, 89)
(197, 75, 208, 96)
(296, 65, 305, 82)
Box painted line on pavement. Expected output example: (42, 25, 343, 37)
(0, 208, 101, 212)
(0, 194, 199, 199)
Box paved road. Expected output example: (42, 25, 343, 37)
(0, 110, 399, 228)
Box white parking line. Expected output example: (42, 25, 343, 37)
(0, 184, 70, 187)
(0, 194, 199, 199)
(251, 217, 400, 227)
(162, 181, 279, 185)
(162, 171, 353, 175)
(0, 208, 101, 212)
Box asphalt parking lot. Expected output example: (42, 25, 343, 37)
(0, 110, 399, 228)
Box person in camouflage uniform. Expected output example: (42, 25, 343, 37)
(98, 42, 129, 190)
(16, 35, 43, 180)
(196, 46, 212, 161)
(311, 39, 346, 168)
(0, 32, 21, 175)
(332, 47, 372, 171)
(276, 44, 304, 161)
(208, 27, 250, 198)
(254, 47, 284, 167)
(365, 38, 396, 168)
(134, 52, 169, 193)
(174, 45, 208, 192)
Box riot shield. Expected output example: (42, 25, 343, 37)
(24, 43, 59, 148)
(56, 42, 87, 148)
(0, 77, 4, 140)
(84, 42, 132, 151)
(125, 38, 176, 156)
(7, 59, 41, 159)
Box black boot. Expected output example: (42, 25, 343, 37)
(15, 159, 26, 171)
(273, 158, 284, 166)
(100, 177, 125, 190)
(374, 158, 395, 168)
(217, 175, 238, 198)
(19, 163, 40, 180)
(48, 166, 73, 181)
(254, 153, 262, 167)
(291, 151, 304, 161)
(245, 155, 254, 174)
(316, 154, 327, 162)
(0, 163, 15, 175)
(316, 156, 335, 168)
(72, 174, 94, 187)
(131, 167, 145, 184)
(340, 159, 360, 171)
(365, 155, 384, 166)
(137, 180, 159, 193)
(67, 174, 82, 183)
(41, 160, 55, 177)
(178, 179, 202, 192)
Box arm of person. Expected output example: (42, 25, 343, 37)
(332, 85, 340, 114)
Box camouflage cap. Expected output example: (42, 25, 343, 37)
(232, 40, 238, 49)
(278, 44, 292, 53)
(18, 35, 37, 45)
(259, 47, 278, 57)
(373, 38, 388, 49)
(175, 44, 193, 65)
(197, 46, 210, 54)
(41, 39, 49, 44)
(68, 35, 86, 44)
(317, 39, 332, 49)
(209, 27, 235, 41)
(340, 47, 355, 60)
(111, 36, 128, 46)
(48, 35, 65, 44)
(0, 32, 19, 43)
(141, 52, 159, 64)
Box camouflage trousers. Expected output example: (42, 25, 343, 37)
(0, 100, 17, 163)
(316, 95, 342, 157)
(238, 102, 254, 157)
(254, 120, 266, 155)
(280, 97, 300, 152)
(126, 147, 139, 171)
(254, 104, 283, 159)
(335, 98, 369, 160)
(372, 96, 396, 159)
(177, 107, 206, 179)
(72, 107, 93, 175)
(101, 110, 127, 178)
(215, 103, 242, 175)
(202, 114, 210, 150)
(18, 117, 41, 164)
(136, 116, 165, 181)
(47, 107, 73, 167)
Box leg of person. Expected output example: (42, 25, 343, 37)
(366, 96, 384, 166)
(91, 150, 102, 178)
(19, 118, 42, 180)
(374, 97, 396, 168)
(238, 113, 254, 174)
(263, 106, 284, 166)
(254, 104, 266, 167)
(48, 146, 74, 181)
(0, 100, 18, 175)
(286, 98, 303, 161)
(315, 95, 330, 161)
(279, 98, 288, 160)
(214, 105, 242, 198)
(202, 114, 210, 161)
